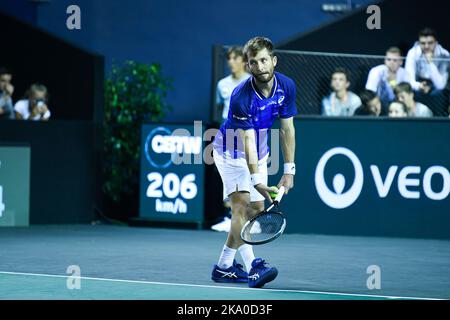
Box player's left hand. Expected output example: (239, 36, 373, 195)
(277, 174, 294, 194)
(255, 183, 278, 203)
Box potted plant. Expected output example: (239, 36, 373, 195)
(102, 60, 172, 221)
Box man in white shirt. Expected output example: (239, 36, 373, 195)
(14, 83, 51, 121)
(322, 68, 361, 116)
(405, 28, 449, 116)
(216, 46, 250, 122)
(394, 82, 433, 117)
(365, 47, 410, 112)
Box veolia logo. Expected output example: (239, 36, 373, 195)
(315, 147, 450, 209)
(315, 147, 364, 209)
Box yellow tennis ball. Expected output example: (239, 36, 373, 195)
(269, 186, 279, 199)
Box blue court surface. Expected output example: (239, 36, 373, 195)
(0, 225, 448, 300)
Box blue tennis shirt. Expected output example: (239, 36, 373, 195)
(213, 71, 297, 159)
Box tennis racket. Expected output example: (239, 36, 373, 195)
(240, 186, 287, 245)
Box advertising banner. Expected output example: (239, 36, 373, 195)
(139, 123, 204, 224)
(271, 118, 450, 239)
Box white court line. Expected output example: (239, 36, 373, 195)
(0, 271, 442, 300)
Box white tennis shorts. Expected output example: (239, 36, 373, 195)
(213, 149, 268, 202)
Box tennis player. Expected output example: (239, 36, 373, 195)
(211, 37, 297, 288)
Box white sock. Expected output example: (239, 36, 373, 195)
(239, 244, 255, 273)
(217, 245, 237, 269)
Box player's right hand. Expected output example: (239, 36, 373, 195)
(254, 184, 279, 203)
(277, 174, 294, 194)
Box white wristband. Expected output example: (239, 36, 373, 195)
(250, 173, 263, 186)
(284, 163, 296, 175)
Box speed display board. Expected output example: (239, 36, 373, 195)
(139, 123, 204, 224)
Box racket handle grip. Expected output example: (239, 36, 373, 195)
(273, 186, 285, 203)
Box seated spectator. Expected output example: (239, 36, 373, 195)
(405, 27, 449, 115)
(14, 83, 51, 121)
(388, 101, 408, 118)
(322, 67, 361, 116)
(0, 67, 15, 120)
(354, 89, 381, 116)
(365, 47, 410, 112)
(394, 82, 433, 117)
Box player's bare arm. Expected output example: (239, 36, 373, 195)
(239, 128, 276, 202)
(278, 117, 296, 194)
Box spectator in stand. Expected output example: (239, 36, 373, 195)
(405, 27, 449, 115)
(354, 89, 381, 116)
(14, 83, 51, 121)
(388, 101, 408, 118)
(394, 82, 433, 117)
(216, 46, 251, 123)
(322, 67, 361, 116)
(365, 47, 410, 113)
(0, 67, 15, 120)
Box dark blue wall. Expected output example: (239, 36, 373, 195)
(0, 0, 372, 122)
(278, 0, 450, 54)
(0, 0, 37, 24)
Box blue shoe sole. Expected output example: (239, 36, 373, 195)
(249, 268, 278, 288)
(211, 277, 248, 283)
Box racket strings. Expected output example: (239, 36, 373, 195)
(242, 210, 285, 243)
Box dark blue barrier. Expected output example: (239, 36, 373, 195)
(270, 117, 450, 239)
(137, 118, 450, 238)
(0, 121, 95, 224)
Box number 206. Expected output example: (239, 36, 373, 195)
(146, 172, 197, 200)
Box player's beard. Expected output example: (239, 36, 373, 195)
(253, 70, 274, 83)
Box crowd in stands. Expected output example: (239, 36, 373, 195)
(321, 28, 449, 118)
(216, 28, 449, 120)
(0, 67, 51, 121)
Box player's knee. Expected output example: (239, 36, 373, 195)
(232, 202, 248, 217)
(230, 192, 250, 217)
(247, 201, 264, 219)
(252, 203, 264, 213)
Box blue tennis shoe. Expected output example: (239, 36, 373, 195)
(211, 260, 248, 283)
(248, 258, 278, 288)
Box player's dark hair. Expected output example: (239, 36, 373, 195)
(243, 37, 274, 61)
(394, 82, 413, 95)
(418, 27, 437, 40)
(226, 46, 244, 60)
(331, 67, 350, 81)
(359, 89, 378, 107)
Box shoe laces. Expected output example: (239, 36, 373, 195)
(253, 259, 268, 269)
(233, 261, 245, 271)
